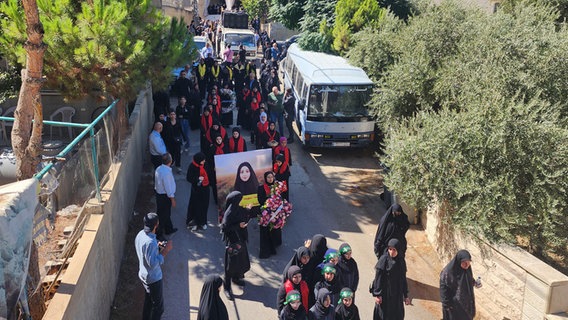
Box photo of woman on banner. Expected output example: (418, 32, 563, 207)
(214, 149, 273, 210)
(233, 162, 259, 207)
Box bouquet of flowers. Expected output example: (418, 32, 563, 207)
(258, 181, 292, 229)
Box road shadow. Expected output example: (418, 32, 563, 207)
(407, 278, 441, 303)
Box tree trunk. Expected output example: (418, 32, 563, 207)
(11, 0, 47, 318)
(12, 0, 46, 181)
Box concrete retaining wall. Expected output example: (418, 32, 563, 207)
(422, 203, 568, 320)
(43, 85, 154, 320)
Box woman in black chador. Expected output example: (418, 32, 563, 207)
(440, 250, 479, 320)
(305, 234, 328, 307)
(308, 288, 334, 320)
(371, 239, 410, 320)
(282, 246, 311, 283)
(196, 274, 229, 320)
(373, 204, 410, 260)
(220, 191, 251, 301)
(257, 171, 283, 258)
(233, 161, 259, 195)
(280, 290, 308, 320)
(335, 287, 360, 320)
(186, 152, 210, 231)
(336, 243, 359, 300)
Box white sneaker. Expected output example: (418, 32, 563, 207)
(202, 224, 208, 230)
(184, 148, 189, 152)
(191, 225, 198, 231)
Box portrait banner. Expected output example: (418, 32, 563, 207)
(214, 149, 273, 208)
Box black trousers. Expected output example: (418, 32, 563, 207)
(156, 193, 174, 235)
(151, 155, 162, 170)
(142, 279, 164, 320)
(285, 112, 295, 140)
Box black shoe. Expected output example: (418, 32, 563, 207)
(232, 278, 246, 287)
(224, 290, 234, 301)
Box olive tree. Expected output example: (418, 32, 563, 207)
(348, 1, 568, 263)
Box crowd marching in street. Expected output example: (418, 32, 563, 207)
(136, 14, 483, 320)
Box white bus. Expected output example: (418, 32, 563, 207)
(280, 44, 375, 148)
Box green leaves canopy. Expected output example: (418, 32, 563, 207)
(349, 1, 568, 257)
(0, 0, 190, 100)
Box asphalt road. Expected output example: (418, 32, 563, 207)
(156, 112, 445, 319)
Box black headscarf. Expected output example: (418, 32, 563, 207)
(286, 265, 302, 281)
(440, 250, 476, 319)
(374, 204, 410, 258)
(282, 246, 310, 282)
(280, 290, 308, 320)
(309, 288, 332, 318)
(193, 151, 206, 164)
(334, 288, 360, 320)
(264, 171, 275, 186)
(221, 191, 243, 229)
(233, 161, 259, 195)
(309, 234, 328, 262)
(384, 239, 404, 272)
(196, 275, 229, 320)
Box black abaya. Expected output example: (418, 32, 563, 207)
(335, 302, 360, 320)
(281, 304, 308, 320)
(440, 250, 476, 320)
(306, 235, 328, 307)
(197, 275, 229, 320)
(371, 240, 408, 320)
(373, 204, 410, 259)
(221, 191, 251, 292)
(186, 160, 210, 226)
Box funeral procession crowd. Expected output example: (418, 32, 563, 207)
(135, 15, 482, 320)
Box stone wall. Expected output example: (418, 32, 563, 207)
(42, 85, 154, 320)
(421, 203, 568, 320)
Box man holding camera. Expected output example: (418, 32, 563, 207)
(135, 213, 173, 320)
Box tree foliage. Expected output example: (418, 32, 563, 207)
(500, 0, 568, 23)
(269, 0, 305, 30)
(297, 0, 336, 53)
(377, 0, 416, 21)
(348, 1, 568, 259)
(0, 63, 20, 104)
(332, 0, 385, 53)
(243, 0, 270, 23)
(0, 0, 189, 100)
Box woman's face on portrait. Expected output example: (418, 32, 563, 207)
(215, 136, 223, 144)
(239, 166, 251, 182)
(269, 123, 275, 130)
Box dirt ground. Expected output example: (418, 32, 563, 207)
(109, 159, 154, 319)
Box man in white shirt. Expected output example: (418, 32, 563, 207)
(149, 122, 167, 169)
(200, 42, 213, 59)
(155, 153, 177, 237)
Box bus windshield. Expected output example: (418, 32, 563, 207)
(225, 34, 255, 48)
(308, 85, 373, 117)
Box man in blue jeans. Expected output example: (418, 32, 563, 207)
(135, 213, 173, 320)
(267, 86, 285, 136)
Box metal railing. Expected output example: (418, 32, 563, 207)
(0, 99, 119, 202)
